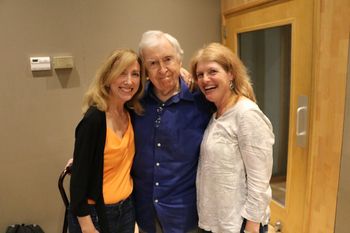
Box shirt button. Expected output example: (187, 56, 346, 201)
(155, 182, 159, 186)
(157, 143, 161, 147)
(156, 162, 160, 166)
(154, 199, 159, 203)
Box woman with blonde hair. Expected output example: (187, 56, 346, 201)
(69, 48, 145, 233)
(191, 43, 274, 233)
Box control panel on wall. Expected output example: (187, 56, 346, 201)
(30, 56, 51, 71)
(29, 55, 74, 72)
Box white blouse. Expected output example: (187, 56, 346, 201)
(196, 97, 274, 233)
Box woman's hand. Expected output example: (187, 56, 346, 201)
(244, 219, 260, 233)
(78, 216, 99, 233)
(65, 158, 73, 169)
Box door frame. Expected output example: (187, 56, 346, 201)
(222, 1, 314, 232)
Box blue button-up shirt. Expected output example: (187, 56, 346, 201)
(132, 78, 212, 233)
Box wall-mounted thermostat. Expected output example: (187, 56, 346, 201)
(30, 56, 51, 71)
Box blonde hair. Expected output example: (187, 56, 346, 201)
(190, 42, 256, 102)
(82, 49, 145, 114)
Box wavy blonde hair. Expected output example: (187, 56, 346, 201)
(190, 42, 256, 102)
(82, 49, 145, 114)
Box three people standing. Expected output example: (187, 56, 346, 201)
(68, 31, 274, 233)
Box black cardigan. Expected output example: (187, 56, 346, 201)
(70, 106, 109, 233)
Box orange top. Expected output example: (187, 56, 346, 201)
(88, 113, 135, 204)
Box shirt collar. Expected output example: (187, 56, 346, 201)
(145, 76, 195, 104)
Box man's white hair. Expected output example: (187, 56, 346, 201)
(138, 30, 184, 61)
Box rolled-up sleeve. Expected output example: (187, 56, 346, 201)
(238, 109, 274, 222)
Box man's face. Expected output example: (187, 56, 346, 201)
(142, 38, 182, 95)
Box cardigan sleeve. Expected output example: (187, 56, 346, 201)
(70, 108, 104, 217)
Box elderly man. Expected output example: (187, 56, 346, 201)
(131, 30, 212, 233)
(65, 31, 211, 233)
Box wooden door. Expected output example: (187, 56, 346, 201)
(223, 0, 313, 232)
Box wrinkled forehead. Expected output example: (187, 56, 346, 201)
(142, 38, 178, 60)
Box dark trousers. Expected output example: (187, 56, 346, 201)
(138, 217, 199, 233)
(68, 197, 135, 233)
(240, 218, 268, 233)
(200, 218, 268, 233)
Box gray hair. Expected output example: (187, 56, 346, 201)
(138, 30, 184, 61)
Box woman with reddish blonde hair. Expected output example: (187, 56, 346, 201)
(191, 43, 274, 233)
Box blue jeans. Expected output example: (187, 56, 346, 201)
(68, 196, 135, 233)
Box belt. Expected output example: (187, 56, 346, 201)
(105, 196, 131, 208)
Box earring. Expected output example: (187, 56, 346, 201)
(229, 80, 235, 91)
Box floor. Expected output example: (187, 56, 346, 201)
(268, 224, 275, 233)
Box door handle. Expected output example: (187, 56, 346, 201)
(296, 106, 307, 136)
(296, 96, 308, 147)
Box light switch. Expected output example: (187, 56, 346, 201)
(30, 56, 51, 71)
(53, 56, 74, 69)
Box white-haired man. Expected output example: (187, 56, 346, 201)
(131, 30, 212, 233)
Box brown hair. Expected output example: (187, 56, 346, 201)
(190, 42, 256, 102)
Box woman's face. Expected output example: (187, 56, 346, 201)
(109, 60, 141, 103)
(195, 61, 233, 107)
